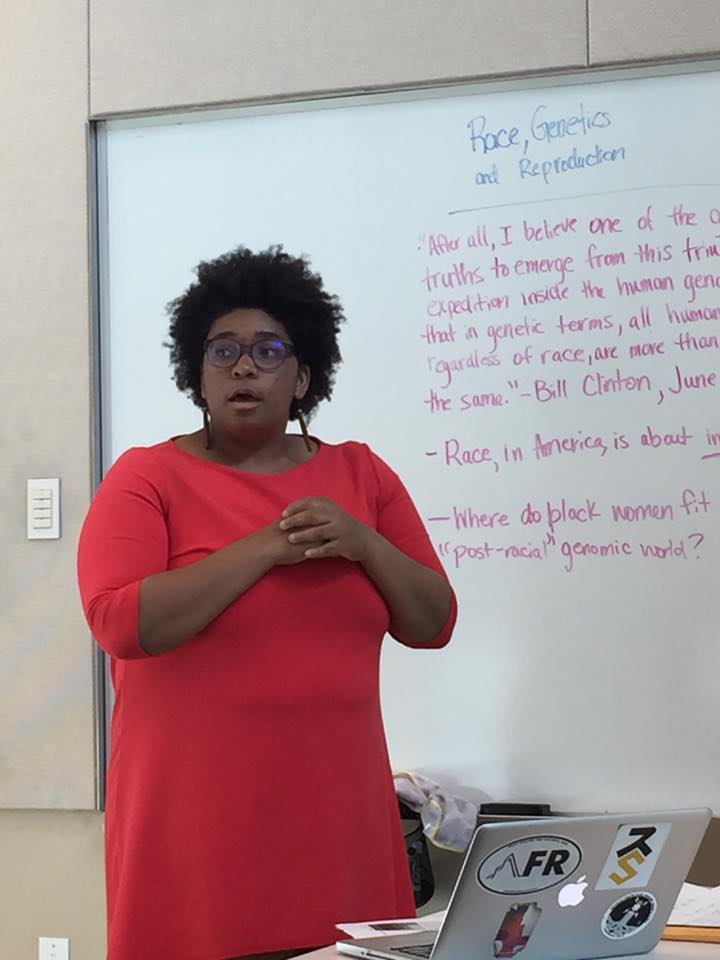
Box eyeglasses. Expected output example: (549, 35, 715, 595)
(204, 336, 295, 372)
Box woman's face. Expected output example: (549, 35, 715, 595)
(200, 308, 309, 440)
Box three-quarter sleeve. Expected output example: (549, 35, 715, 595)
(367, 447, 457, 649)
(77, 448, 169, 659)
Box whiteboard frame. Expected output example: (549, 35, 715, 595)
(88, 54, 720, 809)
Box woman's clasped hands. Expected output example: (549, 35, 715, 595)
(267, 497, 375, 565)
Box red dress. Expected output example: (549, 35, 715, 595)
(77, 439, 456, 960)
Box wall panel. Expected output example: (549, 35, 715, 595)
(0, 1, 96, 809)
(89, 0, 587, 116)
(589, 0, 720, 64)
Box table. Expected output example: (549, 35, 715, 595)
(302, 939, 720, 960)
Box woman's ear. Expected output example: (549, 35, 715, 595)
(295, 363, 310, 400)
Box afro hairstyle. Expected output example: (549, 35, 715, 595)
(166, 245, 344, 421)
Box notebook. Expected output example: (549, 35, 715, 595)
(336, 809, 711, 960)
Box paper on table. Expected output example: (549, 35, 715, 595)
(336, 910, 446, 939)
(668, 883, 720, 926)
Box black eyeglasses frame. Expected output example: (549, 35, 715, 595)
(203, 335, 296, 372)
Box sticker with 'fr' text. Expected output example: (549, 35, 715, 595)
(595, 823, 670, 890)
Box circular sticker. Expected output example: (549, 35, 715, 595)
(601, 892, 657, 940)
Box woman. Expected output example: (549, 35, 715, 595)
(78, 245, 456, 960)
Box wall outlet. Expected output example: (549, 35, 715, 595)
(39, 937, 69, 960)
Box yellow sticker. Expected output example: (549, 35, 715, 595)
(595, 824, 670, 891)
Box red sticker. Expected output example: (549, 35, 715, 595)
(493, 902, 543, 957)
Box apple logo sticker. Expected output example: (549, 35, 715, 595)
(557, 875, 588, 907)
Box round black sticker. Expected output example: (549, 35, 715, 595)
(601, 892, 657, 940)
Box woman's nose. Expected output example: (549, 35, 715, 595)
(231, 353, 257, 376)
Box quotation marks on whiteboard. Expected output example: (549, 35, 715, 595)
(507, 379, 519, 389)
(417, 234, 426, 252)
(438, 541, 451, 558)
(688, 532, 704, 557)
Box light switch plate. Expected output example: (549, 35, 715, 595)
(27, 478, 60, 540)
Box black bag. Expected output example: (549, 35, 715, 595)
(400, 801, 435, 908)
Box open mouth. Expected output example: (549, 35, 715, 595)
(228, 390, 261, 406)
(230, 390, 260, 403)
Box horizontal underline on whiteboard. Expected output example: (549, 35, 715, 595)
(448, 184, 720, 216)
(701, 452, 720, 460)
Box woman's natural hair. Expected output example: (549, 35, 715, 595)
(166, 245, 344, 420)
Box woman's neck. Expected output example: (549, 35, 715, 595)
(179, 429, 315, 473)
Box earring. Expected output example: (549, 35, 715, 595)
(203, 407, 213, 450)
(296, 410, 312, 453)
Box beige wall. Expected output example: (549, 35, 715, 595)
(589, 0, 720, 64)
(0, 0, 95, 812)
(88, 0, 587, 115)
(0, 812, 105, 959)
(4, 1, 720, 957)
(0, 1, 103, 954)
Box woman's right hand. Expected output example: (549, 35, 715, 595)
(255, 518, 326, 566)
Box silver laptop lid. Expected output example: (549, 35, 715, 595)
(431, 809, 711, 960)
(337, 809, 711, 960)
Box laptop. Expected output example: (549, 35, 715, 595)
(337, 809, 711, 960)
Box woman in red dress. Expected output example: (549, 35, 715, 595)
(78, 245, 456, 960)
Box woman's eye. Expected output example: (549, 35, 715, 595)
(212, 343, 236, 361)
(256, 343, 281, 361)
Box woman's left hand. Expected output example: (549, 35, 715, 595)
(279, 497, 375, 562)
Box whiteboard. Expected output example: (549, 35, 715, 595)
(98, 64, 720, 814)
